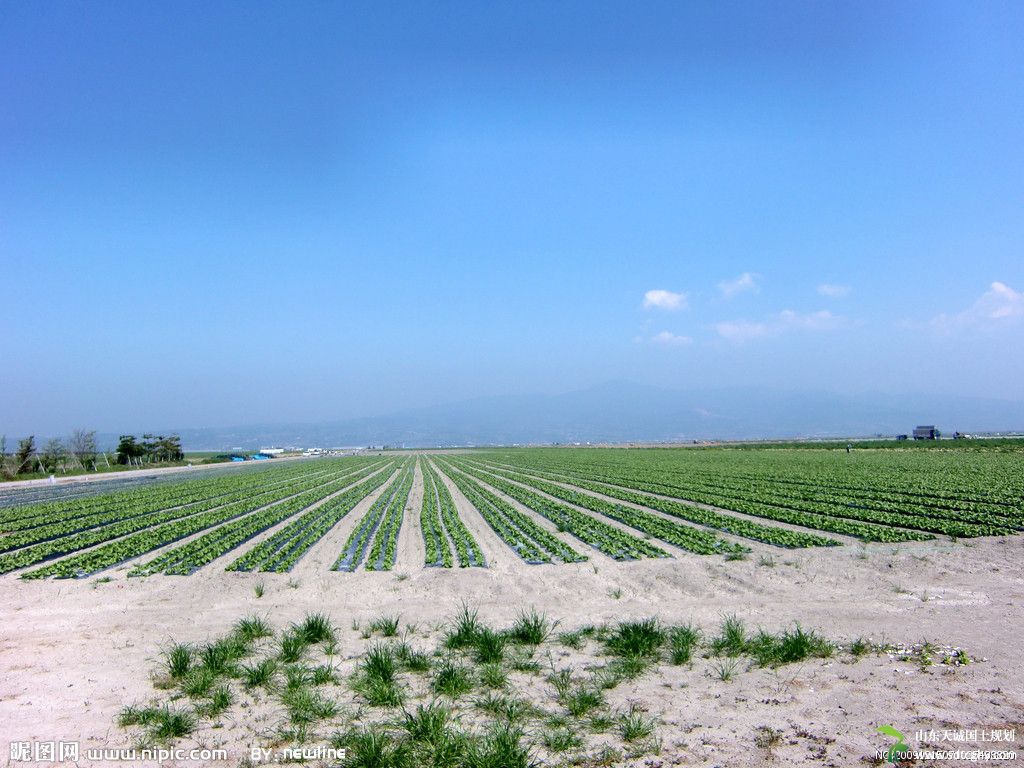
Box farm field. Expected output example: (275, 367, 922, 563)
(1, 446, 1021, 581)
(1, 444, 1023, 767)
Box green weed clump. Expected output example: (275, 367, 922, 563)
(508, 608, 550, 645)
(445, 603, 483, 649)
(668, 624, 700, 665)
(711, 615, 746, 657)
(432, 659, 475, 698)
(605, 618, 665, 659)
(745, 624, 834, 667)
(297, 612, 335, 644)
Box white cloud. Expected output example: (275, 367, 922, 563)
(714, 320, 770, 343)
(817, 283, 850, 298)
(718, 272, 759, 298)
(715, 309, 846, 343)
(778, 309, 844, 331)
(649, 330, 693, 346)
(642, 289, 687, 311)
(931, 281, 1024, 330)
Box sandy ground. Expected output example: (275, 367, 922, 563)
(1, 463, 1022, 767)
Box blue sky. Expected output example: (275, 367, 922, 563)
(2, 1, 1022, 435)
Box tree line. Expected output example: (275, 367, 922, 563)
(115, 434, 184, 465)
(0, 430, 184, 479)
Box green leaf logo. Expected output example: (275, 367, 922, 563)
(877, 725, 910, 763)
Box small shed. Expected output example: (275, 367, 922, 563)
(913, 425, 938, 440)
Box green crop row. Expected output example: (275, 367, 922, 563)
(423, 459, 484, 567)
(0, 465, 343, 553)
(449, 459, 667, 561)
(131, 461, 390, 576)
(18, 463, 375, 579)
(225, 463, 394, 573)
(473, 457, 840, 549)
(481, 456, 936, 543)
(364, 463, 416, 571)
(0, 461, 335, 530)
(332, 460, 414, 572)
(463, 460, 749, 556)
(420, 460, 452, 567)
(437, 460, 585, 564)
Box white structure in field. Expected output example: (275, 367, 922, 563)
(259, 447, 285, 456)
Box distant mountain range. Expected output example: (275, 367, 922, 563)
(129, 382, 1024, 450)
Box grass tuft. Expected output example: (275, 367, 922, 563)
(508, 608, 550, 645)
(148, 705, 197, 741)
(279, 629, 308, 663)
(479, 663, 508, 690)
(668, 624, 700, 665)
(711, 614, 746, 657)
(542, 726, 582, 753)
(369, 615, 401, 637)
(464, 722, 533, 768)
(297, 612, 335, 644)
(561, 685, 604, 718)
(445, 603, 482, 649)
(233, 616, 273, 643)
(337, 726, 412, 768)
(619, 705, 656, 742)
(164, 643, 192, 679)
(241, 658, 278, 689)
(432, 658, 475, 698)
(473, 628, 506, 664)
(746, 624, 834, 667)
(181, 667, 216, 698)
(605, 618, 665, 659)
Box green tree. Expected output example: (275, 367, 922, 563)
(69, 429, 98, 470)
(116, 435, 144, 465)
(159, 435, 184, 461)
(40, 438, 68, 473)
(14, 435, 36, 475)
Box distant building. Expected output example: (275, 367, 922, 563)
(258, 447, 285, 456)
(895, 434, 909, 441)
(913, 426, 938, 440)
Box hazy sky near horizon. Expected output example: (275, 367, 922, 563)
(2, 1, 1023, 436)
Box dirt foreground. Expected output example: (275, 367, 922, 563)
(2, 531, 1022, 767)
